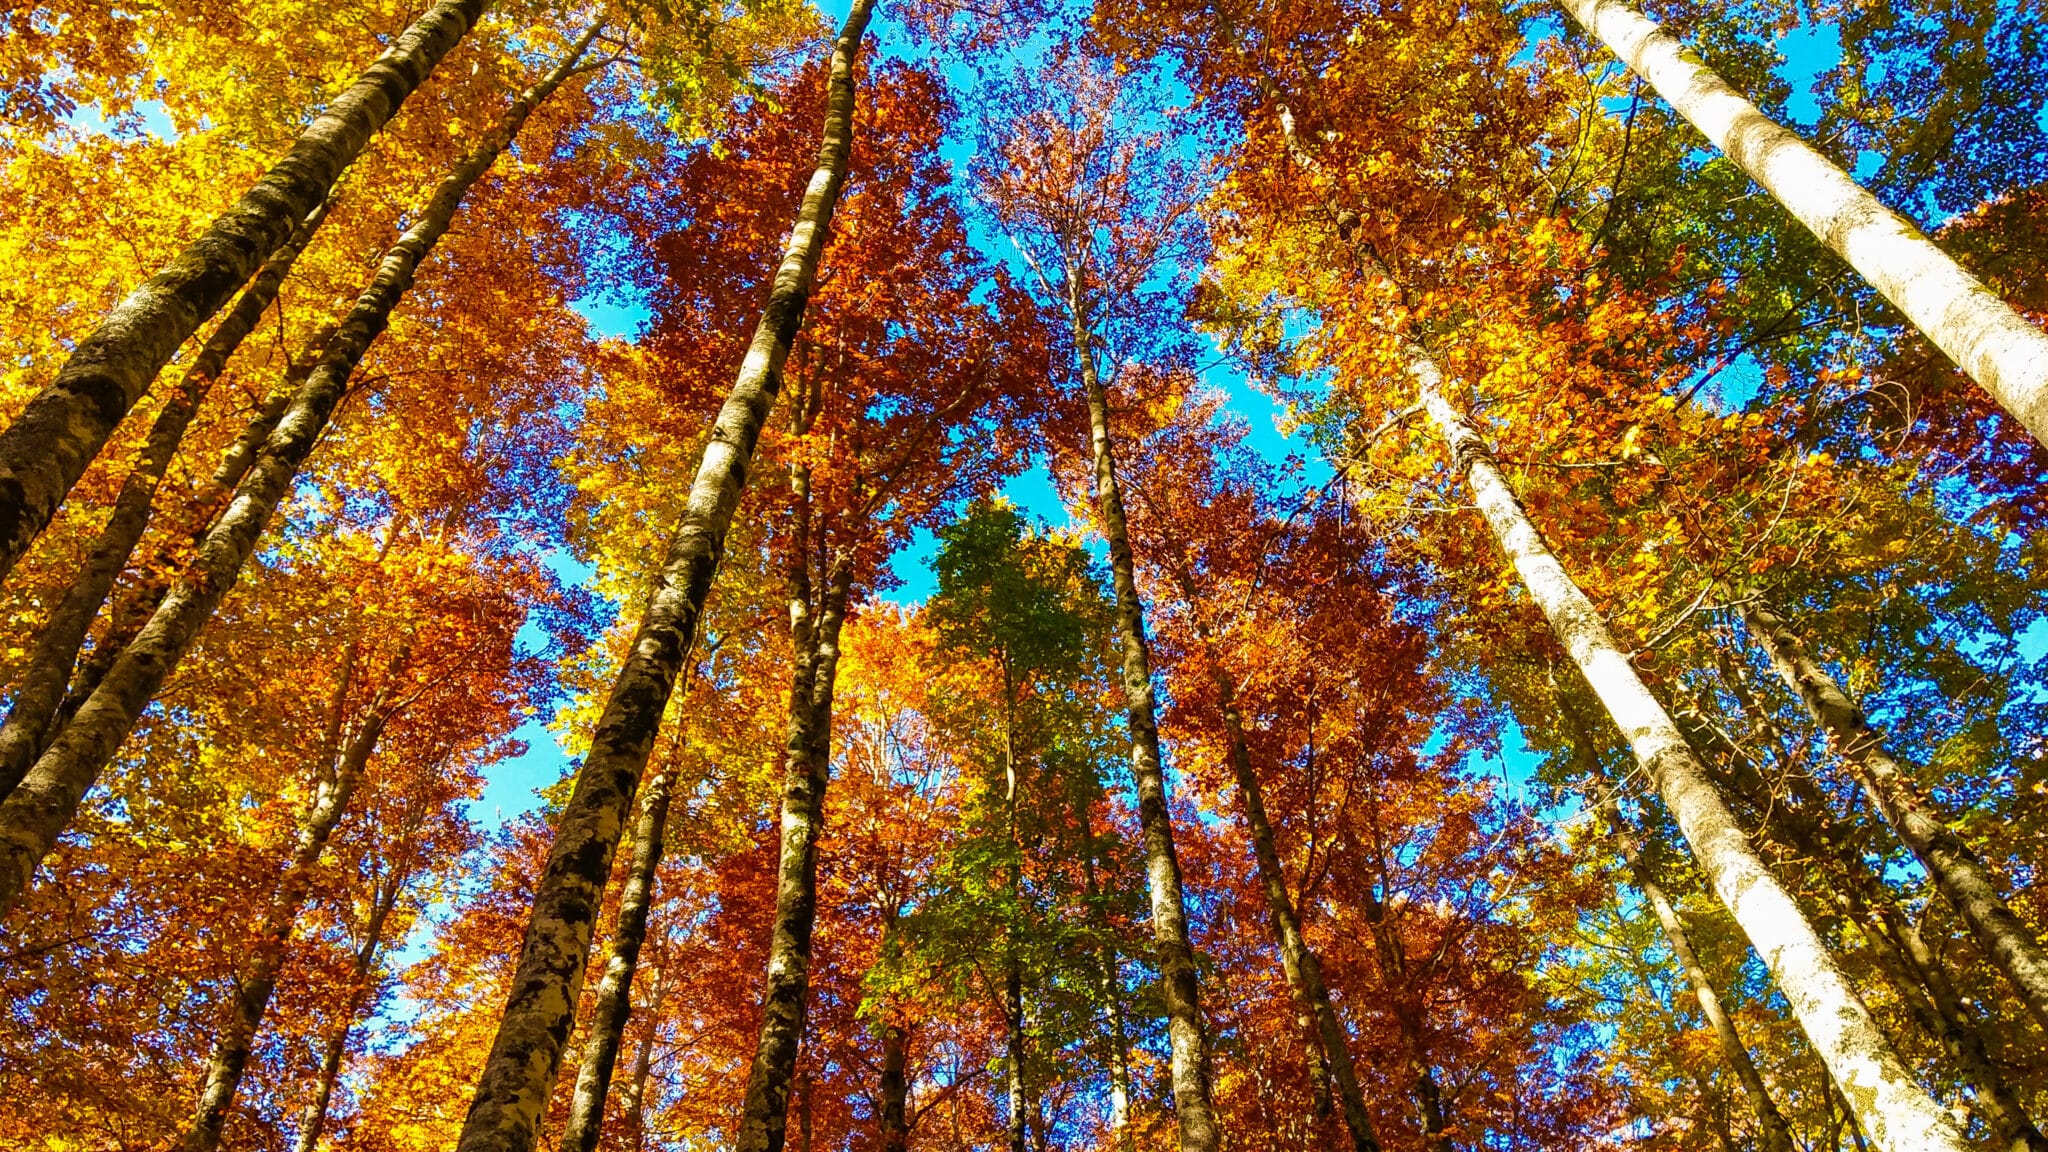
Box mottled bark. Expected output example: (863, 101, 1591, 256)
(1742, 602, 2048, 1034)
(453, 8, 870, 1148)
(0, 199, 332, 804)
(735, 562, 852, 1152)
(879, 1014, 909, 1152)
(1607, 808, 1795, 1152)
(0, 27, 591, 921)
(616, 941, 667, 1152)
(558, 768, 674, 1152)
(1416, 375, 1965, 1152)
(1005, 963, 1030, 1152)
(0, 0, 492, 580)
(1557, 0, 2048, 448)
(292, 813, 418, 1152)
(1070, 278, 1218, 1152)
(1159, 559, 1380, 1152)
(182, 664, 405, 1152)
(26, 324, 334, 784)
(1842, 888, 2048, 1152)
(1406, 1054, 1451, 1152)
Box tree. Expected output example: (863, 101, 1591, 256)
(0, 0, 494, 581)
(974, 48, 1223, 1152)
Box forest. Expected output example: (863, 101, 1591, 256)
(1, 0, 2045, 1149)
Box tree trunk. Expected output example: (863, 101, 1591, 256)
(1556, 0, 2048, 448)
(0, 198, 332, 804)
(19, 321, 335, 789)
(1607, 807, 1796, 1152)
(453, 8, 870, 1148)
(1415, 373, 1967, 1152)
(181, 666, 405, 1152)
(1005, 962, 1030, 1152)
(617, 940, 668, 1152)
(1406, 1051, 1452, 1152)
(0, 0, 493, 580)
(1068, 271, 1219, 1152)
(1159, 559, 1380, 1152)
(879, 1013, 910, 1152)
(1842, 889, 2048, 1152)
(1690, 1070, 1740, 1152)
(734, 563, 852, 1152)
(0, 27, 595, 922)
(558, 767, 674, 1152)
(292, 812, 418, 1152)
(1680, 707, 2048, 1149)
(1072, 786, 1134, 1151)
(1742, 601, 2048, 1034)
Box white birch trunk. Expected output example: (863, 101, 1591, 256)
(1413, 360, 1967, 1152)
(1557, 0, 2048, 447)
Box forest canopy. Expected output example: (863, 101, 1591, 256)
(2, 0, 2046, 1150)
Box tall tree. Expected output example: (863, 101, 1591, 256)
(0, 24, 604, 919)
(974, 50, 1221, 1152)
(0, 0, 494, 581)
(1739, 600, 2048, 1034)
(1555, 0, 2048, 450)
(447, 7, 876, 1149)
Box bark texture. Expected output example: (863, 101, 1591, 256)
(1557, 0, 2048, 448)
(1742, 601, 2048, 1034)
(0, 0, 491, 580)
(1416, 372, 1967, 1152)
(879, 1013, 909, 1152)
(557, 768, 674, 1152)
(734, 562, 852, 1152)
(1072, 287, 1219, 1152)
(0, 199, 332, 804)
(1608, 808, 1795, 1152)
(0, 28, 590, 921)
(1005, 964, 1030, 1152)
(452, 9, 869, 1148)
(182, 659, 405, 1152)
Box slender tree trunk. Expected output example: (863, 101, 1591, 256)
(1741, 602, 2048, 1033)
(1607, 808, 1796, 1152)
(454, 9, 870, 1148)
(292, 820, 416, 1152)
(1840, 888, 2048, 1152)
(1415, 373, 1966, 1152)
(1069, 275, 1219, 1152)
(1072, 788, 1134, 1151)
(0, 0, 493, 580)
(22, 322, 335, 785)
(1556, 0, 2048, 448)
(1005, 962, 1030, 1152)
(558, 767, 674, 1152)
(1405, 1046, 1452, 1152)
(735, 563, 852, 1152)
(617, 940, 668, 1152)
(0, 199, 333, 804)
(1262, 72, 1960, 1150)
(1690, 1070, 1740, 1152)
(1160, 560, 1380, 1152)
(879, 1011, 910, 1152)
(0, 28, 594, 922)
(181, 671, 405, 1152)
